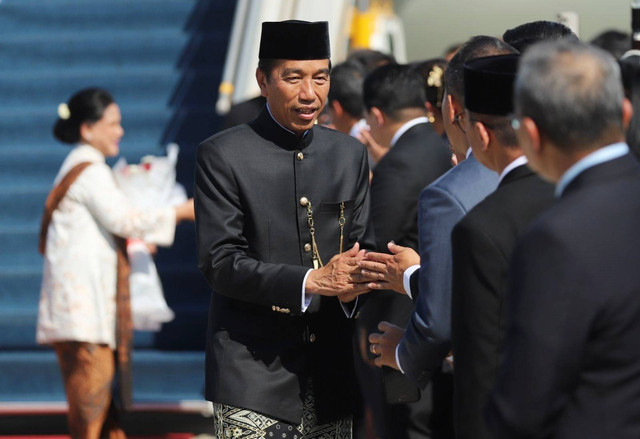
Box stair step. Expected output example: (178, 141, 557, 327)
(0, 300, 207, 350)
(0, 0, 195, 34)
(0, 350, 205, 403)
(0, 263, 208, 309)
(0, 106, 172, 156)
(0, 67, 180, 108)
(0, 29, 191, 70)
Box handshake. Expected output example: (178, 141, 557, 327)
(305, 241, 420, 302)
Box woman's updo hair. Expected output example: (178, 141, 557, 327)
(411, 58, 447, 109)
(53, 88, 115, 144)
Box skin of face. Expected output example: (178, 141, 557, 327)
(257, 59, 331, 136)
(82, 103, 124, 157)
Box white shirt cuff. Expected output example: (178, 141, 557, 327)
(395, 344, 405, 374)
(403, 265, 420, 299)
(302, 269, 313, 312)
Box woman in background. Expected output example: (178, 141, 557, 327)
(619, 51, 640, 159)
(37, 88, 194, 439)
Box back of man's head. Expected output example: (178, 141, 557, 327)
(516, 40, 625, 152)
(363, 63, 426, 120)
(503, 20, 578, 54)
(590, 29, 631, 60)
(347, 49, 396, 74)
(446, 36, 518, 104)
(328, 61, 366, 119)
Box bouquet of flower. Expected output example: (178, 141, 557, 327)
(112, 143, 187, 331)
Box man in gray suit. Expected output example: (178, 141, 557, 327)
(361, 39, 516, 431)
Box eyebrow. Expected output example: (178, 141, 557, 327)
(281, 68, 330, 76)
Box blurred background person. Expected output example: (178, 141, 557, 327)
(590, 28, 631, 59)
(38, 88, 194, 439)
(502, 20, 578, 53)
(619, 50, 640, 158)
(361, 62, 451, 439)
(411, 58, 448, 139)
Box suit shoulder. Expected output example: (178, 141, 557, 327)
(314, 126, 367, 155)
(425, 158, 498, 207)
(199, 124, 253, 150)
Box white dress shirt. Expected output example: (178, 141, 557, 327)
(37, 144, 176, 348)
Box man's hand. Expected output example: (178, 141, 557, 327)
(358, 242, 419, 294)
(368, 321, 405, 370)
(306, 242, 370, 301)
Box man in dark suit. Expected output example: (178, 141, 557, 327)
(358, 62, 451, 439)
(450, 54, 555, 439)
(486, 40, 640, 439)
(194, 20, 374, 439)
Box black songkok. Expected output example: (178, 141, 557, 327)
(259, 20, 331, 60)
(464, 54, 520, 115)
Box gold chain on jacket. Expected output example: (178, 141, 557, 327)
(305, 200, 345, 269)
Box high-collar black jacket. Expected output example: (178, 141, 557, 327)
(195, 108, 375, 424)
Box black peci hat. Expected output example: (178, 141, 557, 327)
(259, 20, 331, 60)
(464, 54, 520, 115)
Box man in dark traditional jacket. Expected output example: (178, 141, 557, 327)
(194, 20, 375, 439)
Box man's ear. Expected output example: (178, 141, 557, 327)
(522, 117, 542, 155)
(331, 100, 344, 118)
(370, 107, 385, 127)
(444, 94, 456, 124)
(622, 97, 633, 131)
(256, 68, 268, 98)
(473, 121, 491, 152)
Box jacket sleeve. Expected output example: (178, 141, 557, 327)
(398, 184, 465, 386)
(194, 139, 311, 315)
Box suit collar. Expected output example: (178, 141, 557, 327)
(390, 117, 429, 147)
(498, 163, 534, 188)
(556, 142, 629, 197)
(498, 155, 528, 184)
(561, 153, 640, 197)
(250, 106, 314, 151)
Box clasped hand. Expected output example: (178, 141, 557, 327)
(358, 242, 419, 294)
(305, 242, 371, 302)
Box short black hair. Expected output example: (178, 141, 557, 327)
(503, 20, 578, 53)
(446, 36, 518, 103)
(363, 63, 426, 120)
(347, 49, 396, 74)
(328, 61, 366, 118)
(591, 29, 631, 60)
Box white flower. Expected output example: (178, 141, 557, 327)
(57, 103, 71, 120)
